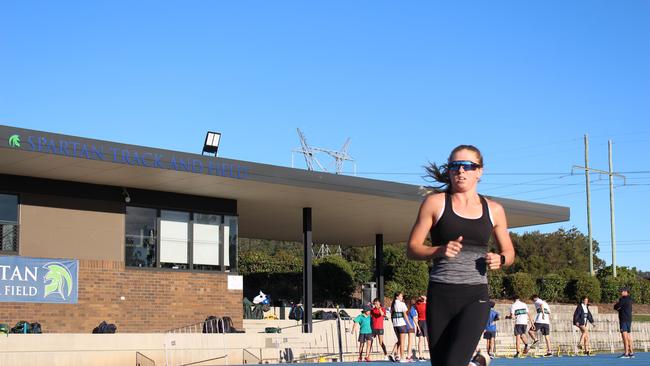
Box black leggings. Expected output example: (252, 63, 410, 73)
(426, 282, 490, 366)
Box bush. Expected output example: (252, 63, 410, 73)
(600, 276, 622, 303)
(313, 255, 355, 305)
(538, 273, 567, 302)
(505, 272, 536, 300)
(488, 271, 506, 299)
(573, 274, 601, 303)
(639, 279, 650, 304)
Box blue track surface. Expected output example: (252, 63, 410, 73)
(270, 353, 649, 366)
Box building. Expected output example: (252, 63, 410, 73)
(0, 125, 569, 333)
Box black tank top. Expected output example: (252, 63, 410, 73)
(428, 193, 493, 284)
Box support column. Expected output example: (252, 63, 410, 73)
(302, 207, 313, 333)
(375, 234, 384, 304)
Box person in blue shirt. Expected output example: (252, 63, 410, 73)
(483, 301, 499, 358)
(404, 297, 420, 361)
(352, 305, 374, 361)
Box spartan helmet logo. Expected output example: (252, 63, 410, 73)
(43, 262, 73, 300)
(8, 135, 21, 148)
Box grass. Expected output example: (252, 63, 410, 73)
(633, 314, 650, 322)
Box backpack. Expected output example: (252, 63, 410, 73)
(288, 304, 304, 320)
(203, 316, 221, 333)
(92, 321, 117, 334)
(29, 322, 42, 334)
(11, 321, 30, 334)
(221, 316, 233, 333)
(0, 323, 9, 335)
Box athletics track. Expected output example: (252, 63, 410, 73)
(267, 352, 649, 366)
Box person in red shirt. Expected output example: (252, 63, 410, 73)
(370, 297, 389, 359)
(414, 295, 428, 360)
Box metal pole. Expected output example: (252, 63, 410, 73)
(303, 207, 313, 332)
(375, 234, 384, 303)
(608, 140, 617, 277)
(584, 134, 594, 276)
(336, 305, 343, 362)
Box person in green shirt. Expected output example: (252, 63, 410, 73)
(351, 305, 374, 361)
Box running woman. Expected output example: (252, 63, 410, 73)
(407, 145, 515, 366)
(351, 305, 374, 362)
(572, 296, 595, 355)
(505, 296, 531, 358)
(528, 295, 552, 357)
(370, 298, 389, 359)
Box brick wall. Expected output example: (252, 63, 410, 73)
(0, 260, 242, 333)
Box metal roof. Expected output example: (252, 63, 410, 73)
(0, 125, 569, 246)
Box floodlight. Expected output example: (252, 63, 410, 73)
(202, 131, 221, 156)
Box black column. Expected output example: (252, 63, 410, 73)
(375, 233, 384, 304)
(302, 207, 313, 333)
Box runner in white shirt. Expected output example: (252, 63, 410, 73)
(505, 297, 531, 357)
(528, 295, 552, 356)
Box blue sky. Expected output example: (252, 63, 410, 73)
(1, 1, 649, 270)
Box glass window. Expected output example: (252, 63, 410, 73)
(160, 210, 189, 269)
(225, 215, 238, 273)
(125, 207, 157, 267)
(0, 194, 18, 252)
(193, 214, 221, 270)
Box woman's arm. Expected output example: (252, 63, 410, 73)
(407, 194, 462, 260)
(485, 200, 515, 269)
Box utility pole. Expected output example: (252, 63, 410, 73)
(608, 140, 617, 277)
(584, 134, 594, 276)
(573, 139, 626, 277)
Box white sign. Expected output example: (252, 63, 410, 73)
(227, 275, 243, 290)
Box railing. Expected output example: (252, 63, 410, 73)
(164, 318, 228, 366)
(136, 351, 156, 366)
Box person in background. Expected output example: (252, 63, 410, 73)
(404, 297, 420, 361)
(527, 295, 552, 357)
(505, 296, 531, 358)
(483, 301, 499, 358)
(572, 296, 595, 356)
(389, 292, 409, 362)
(351, 304, 374, 362)
(614, 287, 634, 359)
(370, 298, 389, 360)
(414, 295, 428, 361)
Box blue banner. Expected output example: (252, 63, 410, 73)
(0, 256, 78, 304)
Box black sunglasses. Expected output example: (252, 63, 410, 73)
(448, 160, 482, 171)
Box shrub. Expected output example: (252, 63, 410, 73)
(506, 272, 536, 300)
(639, 279, 650, 304)
(488, 271, 506, 299)
(538, 273, 567, 302)
(573, 274, 601, 303)
(600, 276, 622, 303)
(313, 255, 355, 305)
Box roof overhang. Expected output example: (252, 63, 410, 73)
(0, 125, 570, 246)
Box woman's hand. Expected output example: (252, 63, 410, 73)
(485, 252, 502, 270)
(442, 236, 463, 258)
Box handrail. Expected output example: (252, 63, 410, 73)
(136, 351, 156, 366)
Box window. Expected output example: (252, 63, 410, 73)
(0, 194, 18, 253)
(124, 206, 237, 272)
(125, 207, 157, 267)
(193, 214, 221, 271)
(160, 210, 189, 269)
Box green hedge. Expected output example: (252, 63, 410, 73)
(505, 272, 536, 300)
(538, 274, 567, 302)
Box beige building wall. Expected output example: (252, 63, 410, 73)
(18, 193, 124, 261)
